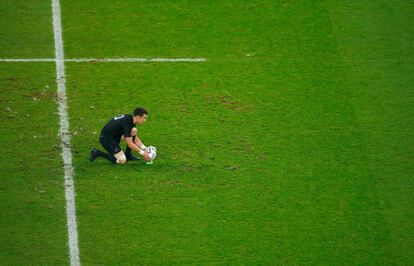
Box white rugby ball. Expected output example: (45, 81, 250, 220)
(145, 146, 157, 161)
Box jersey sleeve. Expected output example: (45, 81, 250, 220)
(122, 116, 133, 137)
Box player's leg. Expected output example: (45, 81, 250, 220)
(91, 149, 126, 164)
(90, 136, 120, 163)
(124, 127, 140, 161)
(113, 151, 127, 165)
(90, 148, 117, 163)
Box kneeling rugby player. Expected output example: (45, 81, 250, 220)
(90, 107, 151, 164)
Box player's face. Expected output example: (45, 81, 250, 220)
(135, 114, 148, 124)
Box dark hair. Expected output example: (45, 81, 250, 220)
(133, 107, 148, 117)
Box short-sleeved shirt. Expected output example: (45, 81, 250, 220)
(100, 114, 135, 141)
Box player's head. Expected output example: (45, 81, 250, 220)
(133, 107, 148, 124)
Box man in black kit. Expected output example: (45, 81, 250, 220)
(90, 107, 151, 164)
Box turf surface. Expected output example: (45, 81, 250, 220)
(1, 0, 413, 264)
(1, 1, 68, 264)
(0, 63, 68, 264)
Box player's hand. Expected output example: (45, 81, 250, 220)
(143, 151, 151, 161)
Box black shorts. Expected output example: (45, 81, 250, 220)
(99, 134, 122, 154)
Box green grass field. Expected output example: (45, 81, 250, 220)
(1, 0, 413, 265)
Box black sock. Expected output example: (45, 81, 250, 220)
(96, 149, 117, 163)
(125, 136, 136, 155)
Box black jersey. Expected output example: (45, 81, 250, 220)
(100, 114, 135, 140)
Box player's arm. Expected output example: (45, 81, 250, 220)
(130, 127, 146, 150)
(124, 137, 150, 160)
(134, 136, 146, 150)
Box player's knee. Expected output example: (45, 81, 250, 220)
(131, 127, 137, 137)
(117, 158, 127, 165)
(114, 152, 127, 165)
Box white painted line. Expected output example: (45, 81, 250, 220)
(0, 58, 56, 62)
(52, 0, 80, 265)
(65, 57, 207, 62)
(0, 57, 207, 62)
